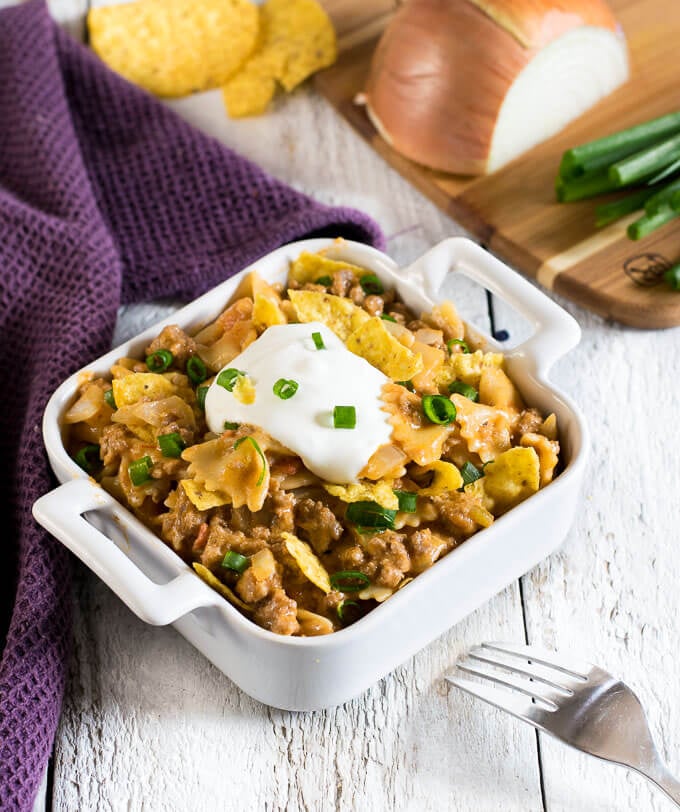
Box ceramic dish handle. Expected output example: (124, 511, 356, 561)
(400, 238, 581, 375)
(33, 478, 220, 625)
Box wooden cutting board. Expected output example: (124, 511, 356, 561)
(316, 0, 680, 328)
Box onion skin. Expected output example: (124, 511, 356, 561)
(467, 0, 617, 48)
(364, 0, 624, 176)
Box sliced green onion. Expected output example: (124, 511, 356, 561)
(664, 263, 680, 290)
(337, 600, 362, 623)
(346, 501, 397, 529)
(609, 133, 680, 187)
(273, 378, 299, 400)
(595, 187, 656, 228)
(359, 274, 384, 295)
(627, 207, 679, 241)
(394, 490, 417, 513)
(447, 338, 469, 354)
(223, 421, 240, 430)
(380, 313, 396, 322)
(422, 394, 456, 425)
(197, 385, 209, 410)
(559, 143, 653, 181)
(128, 455, 153, 486)
(397, 380, 415, 392)
(312, 331, 325, 350)
(555, 170, 620, 203)
(448, 381, 479, 401)
(216, 368, 244, 392)
(221, 550, 250, 574)
(330, 571, 371, 592)
(644, 178, 680, 215)
(158, 432, 185, 458)
(460, 461, 483, 487)
(315, 275, 332, 286)
(559, 112, 680, 179)
(234, 436, 267, 486)
(74, 444, 101, 474)
(333, 405, 356, 429)
(186, 355, 208, 385)
(145, 349, 173, 373)
(104, 388, 116, 409)
(647, 156, 680, 185)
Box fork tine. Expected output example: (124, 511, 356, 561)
(445, 674, 550, 731)
(483, 642, 592, 680)
(458, 657, 564, 709)
(468, 646, 581, 692)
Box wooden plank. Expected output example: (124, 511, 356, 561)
(55, 573, 542, 812)
(482, 281, 680, 810)
(51, 80, 544, 810)
(521, 306, 680, 811)
(315, 0, 680, 328)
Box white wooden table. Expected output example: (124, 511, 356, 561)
(13, 2, 680, 809)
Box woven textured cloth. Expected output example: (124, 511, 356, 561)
(0, 3, 382, 809)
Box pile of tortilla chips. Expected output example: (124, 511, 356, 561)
(89, 0, 336, 116)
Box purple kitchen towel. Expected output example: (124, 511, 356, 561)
(0, 2, 383, 809)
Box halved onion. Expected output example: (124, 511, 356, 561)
(362, 0, 629, 175)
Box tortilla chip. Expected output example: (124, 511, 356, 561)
(323, 480, 398, 510)
(288, 289, 369, 341)
(469, 446, 540, 513)
(411, 461, 463, 496)
(251, 272, 287, 330)
(282, 532, 331, 593)
(89, 0, 259, 98)
(222, 0, 336, 117)
(181, 480, 229, 511)
(346, 317, 423, 381)
(272, 0, 336, 91)
(288, 252, 367, 285)
(112, 373, 175, 407)
(436, 350, 504, 390)
(192, 563, 252, 612)
(222, 71, 277, 118)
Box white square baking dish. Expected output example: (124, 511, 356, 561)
(33, 237, 588, 711)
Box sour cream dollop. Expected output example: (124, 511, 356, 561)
(204, 323, 393, 483)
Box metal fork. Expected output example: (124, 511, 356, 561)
(446, 642, 680, 807)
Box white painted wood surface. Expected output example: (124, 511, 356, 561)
(7, 0, 678, 808)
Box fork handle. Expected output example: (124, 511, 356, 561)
(640, 761, 680, 807)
